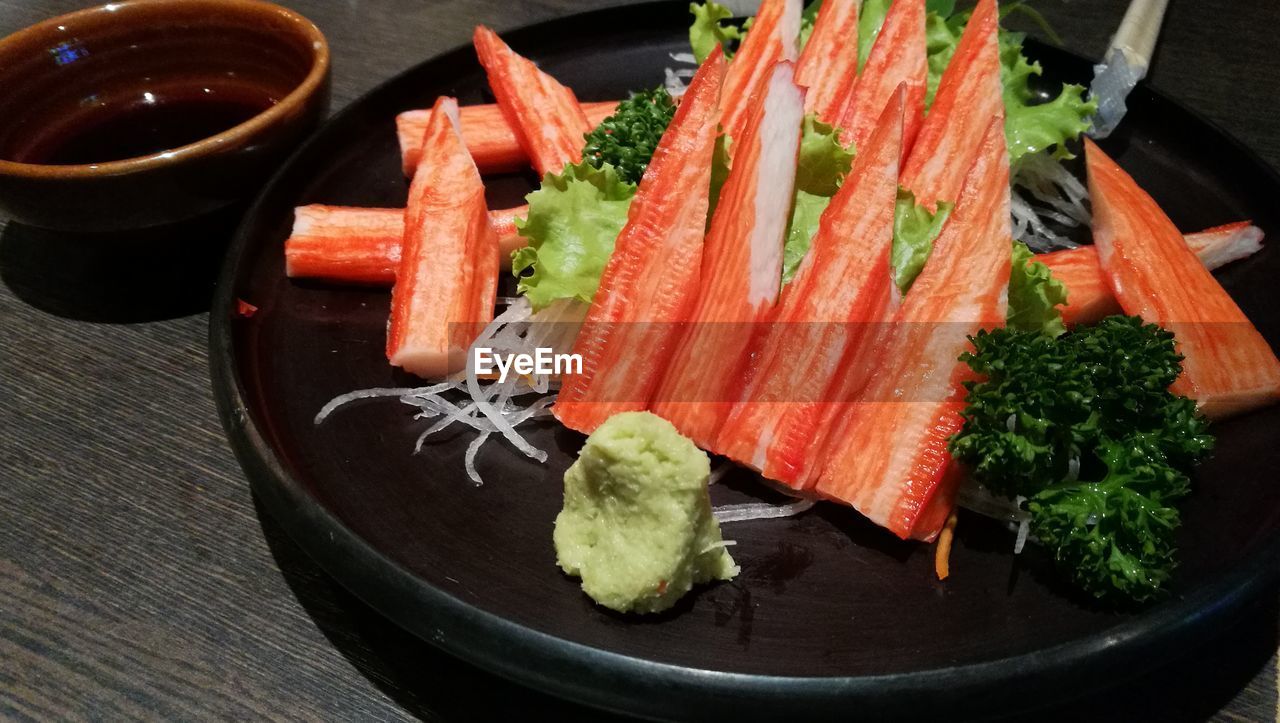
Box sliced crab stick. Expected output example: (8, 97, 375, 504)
(396, 102, 619, 176)
(285, 205, 527, 283)
(836, 0, 926, 158)
(473, 25, 591, 178)
(552, 50, 728, 435)
(720, 0, 801, 144)
(717, 87, 903, 489)
(899, 0, 1001, 210)
(1182, 222, 1265, 269)
(1086, 139, 1280, 419)
(286, 206, 405, 285)
(650, 62, 806, 450)
(794, 0, 860, 124)
(386, 97, 499, 378)
(815, 119, 1013, 541)
(1038, 221, 1264, 326)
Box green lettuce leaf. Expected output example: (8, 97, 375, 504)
(707, 131, 733, 224)
(780, 115, 855, 283)
(689, 1, 746, 63)
(1000, 31, 1096, 165)
(1006, 240, 1068, 337)
(857, 0, 892, 71)
(924, 11, 965, 108)
(782, 191, 831, 283)
(512, 163, 636, 310)
(795, 115, 855, 196)
(892, 188, 953, 294)
(926, 0, 956, 15)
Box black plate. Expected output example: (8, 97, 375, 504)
(210, 3, 1280, 720)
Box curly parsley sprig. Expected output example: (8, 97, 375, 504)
(950, 316, 1213, 603)
(581, 87, 677, 185)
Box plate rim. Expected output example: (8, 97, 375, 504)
(209, 3, 1280, 719)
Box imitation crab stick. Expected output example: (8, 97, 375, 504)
(721, 0, 801, 145)
(552, 50, 728, 434)
(815, 119, 1013, 541)
(900, 0, 1001, 210)
(1038, 221, 1265, 326)
(473, 25, 592, 178)
(386, 97, 499, 377)
(285, 205, 528, 284)
(716, 87, 903, 489)
(836, 0, 927, 158)
(1086, 139, 1280, 419)
(794, 0, 860, 124)
(650, 62, 806, 450)
(396, 102, 618, 176)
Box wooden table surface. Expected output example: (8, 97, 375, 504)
(1, 0, 1277, 720)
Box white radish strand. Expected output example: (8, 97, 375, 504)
(714, 498, 816, 524)
(314, 298, 565, 483)
(955, 483, 1030, 525)
(1010, 190, 1077, 252)
(465, 431, 491, 486)
(315, 383, 454, 424)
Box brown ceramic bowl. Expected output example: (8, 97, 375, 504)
(0, 0, 330, 232)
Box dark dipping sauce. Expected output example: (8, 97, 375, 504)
(16, 91, 277, 166)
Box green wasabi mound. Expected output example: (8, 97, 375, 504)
(554, 412, 738, 614)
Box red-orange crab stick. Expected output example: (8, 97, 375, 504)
(1086, 139, 1280, 419)
(396, 102, 618, 176)
(650, 61, 806, 450)
(552, 50, 728, 434)
(386, 97, 499, 377)
(473, 25, 592, 178)
(794, 0, 860, 124)
(836, 0, 927, 159)
(720, 0, 802, 145)
(815, 119, 1013, 541)
(285, 205, 526, 284)
(900, 0, 1001, 211)
(1038, 222, 1264, 326)
(716, 87, 904, 489)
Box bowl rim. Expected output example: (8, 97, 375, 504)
(0, 0, 330, 179)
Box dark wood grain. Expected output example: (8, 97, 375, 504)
(0, 1, 1275, 720)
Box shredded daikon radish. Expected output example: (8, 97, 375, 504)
(466, 365, 547, 463)
(664, 67, 695, 97)
(714, 498, 815, 524)
(465, 432, 491, 486)
(1064, 455, 1081, 483)
(314, 383, 454, 424)
(1009, 152, 1092, 252)
(1011, 190, 1077, 252)
(956, 482, 1030, 525)
(314, 297, 565, 484)
(663, 52, 697, 97)
(1016, 152, 1090, 223)
(1013, 496, 1032, 554)
(699, 539, 737, 555)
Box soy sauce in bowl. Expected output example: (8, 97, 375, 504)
(17, 90, 279, 166)
(0, 0, 330, 232)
